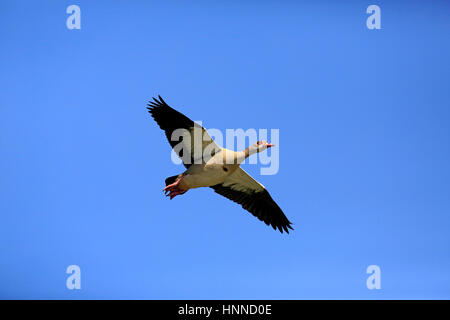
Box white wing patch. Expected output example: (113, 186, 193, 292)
(221, 168, 265, 193)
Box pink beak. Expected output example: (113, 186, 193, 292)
(266, 143, 275, 148)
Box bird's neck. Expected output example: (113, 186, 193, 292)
(235, 147, 256, 164)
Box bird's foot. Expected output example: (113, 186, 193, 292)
(163, 180, 180, 192)
(165, 187, 187, 200)
(163, 182, 187, 200)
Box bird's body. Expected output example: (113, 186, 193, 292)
(147, 96, 293, 233)
(181, 150, 240, 189)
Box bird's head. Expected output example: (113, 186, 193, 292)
(248, 140, 274, 155)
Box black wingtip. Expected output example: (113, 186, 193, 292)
(158, 95, 167, 105)
(146, 96, 169, 115)
(147, 95, 166, 106)
(279, 222, 294, 234)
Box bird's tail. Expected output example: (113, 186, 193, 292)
(165, 175, 179, 186)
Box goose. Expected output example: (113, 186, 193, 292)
(147, 96, 293, 233)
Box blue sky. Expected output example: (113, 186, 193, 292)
(1, 0, 449, 299)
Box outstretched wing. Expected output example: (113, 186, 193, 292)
(211, 168, 293, 233)
(147, 96, 220, 168)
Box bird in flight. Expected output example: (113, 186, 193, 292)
(147, 96, 293, 233)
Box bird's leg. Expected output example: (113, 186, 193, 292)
(163, 178, 188, 199)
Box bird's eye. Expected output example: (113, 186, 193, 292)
(257, 141, 261, 145)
